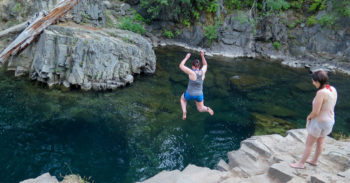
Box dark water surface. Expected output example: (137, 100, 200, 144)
(0, 48, 350, 183)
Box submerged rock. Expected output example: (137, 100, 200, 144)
(250, 104, 297, 118)
(295, 81, 314, 92)
(8, 24, 156, 91)
(251, 112, 297, 136)
(229, 74, 273, 91)
(139, 129, 350, 183)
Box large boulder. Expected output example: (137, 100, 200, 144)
(8, 24, 156, 91)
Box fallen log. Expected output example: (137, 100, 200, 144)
(0, 22, 27, 39)
(0, 0, 80, 67)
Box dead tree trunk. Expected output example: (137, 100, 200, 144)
(0, 22, 27, 39)
(0, 0, 80, 67)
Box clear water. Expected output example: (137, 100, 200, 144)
(0, 48, 349, 183)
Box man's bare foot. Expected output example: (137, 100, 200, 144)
(182, 112, 187, 120)
(207, 107, 214, 116)
(306, 160, 317, 166)
(289, 162, 305, 169)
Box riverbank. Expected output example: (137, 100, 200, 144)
(21, 129, 350, 183)
(139, 129, 350, 183)
(154, 39, 350, 75)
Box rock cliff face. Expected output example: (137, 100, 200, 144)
(144, 5, 350, 74)
(139, 129, 350, 183)
(8, 24, 155, 91)
(0, 0, 156, 91)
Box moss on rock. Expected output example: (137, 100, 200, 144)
(252, 112, 297, 136)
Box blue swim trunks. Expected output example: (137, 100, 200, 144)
(184, 91, 204, 102)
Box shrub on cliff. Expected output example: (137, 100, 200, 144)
(162, 30, 174, 39)
(308, 0, 326, 12)
(266, 0, 290, 11)
(118, 17, 146, 35)
(139, 0, 218, 25)
(318, 14, 337, 28)
(224, 0, 255, 10)
(204, 21, 221, 46)
(273, 41, 281, 50)
(306, 15, 317, 26)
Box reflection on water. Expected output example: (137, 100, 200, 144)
(0, 47, 349, 183)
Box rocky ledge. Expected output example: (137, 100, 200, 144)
(8, 23, 156, 91)
(139, 129, 350, 183)
(20, 173, 84, 183)
(20, 129, 350, 183)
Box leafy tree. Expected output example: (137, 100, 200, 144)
(139, 0, 218, 25)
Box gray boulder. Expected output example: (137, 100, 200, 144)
(8, 25, 156, 91)
(180, 24, 205, 46)
(20, 173, 58, 183)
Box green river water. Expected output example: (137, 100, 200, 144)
(0, 48, 349, 183)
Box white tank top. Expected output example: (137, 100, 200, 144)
(313, 86, 337, 123)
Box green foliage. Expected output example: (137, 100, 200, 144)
(288, 22, 296, 29)
(233, 11, 249, 24)
(204, 21, 221, 45)
(224, 0, 255, 10)
(134, 11, 149, 24)
(81, 12, 90, 23)
(118, 17, 146, 35)
(105, 10, 114, 28)
(340, 4, 350, 18)
(344, 8, 350, 17)
(163, 30, 174, 38)
(192, 10, 200, 20)
(306, 15, 317, 26)
(139, 0, 218, 26)
(318, 14, 337, 28)
(224, 0, 242, 9)
(182, 19, 191, 27)
(308, 0, 326, 12)
(206, 1, 219, 13)
(266, 0, 290, 11)
(288, 19, 303, 29)
(273, 41, 281, 50)
(290, 0, 303, 10)
(331, 131, 350, 140)
(122, 36, 130, 43)
(12, 3, 23, 13)
(175, 30, 181, 36)
(7, 20, 14, 26)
